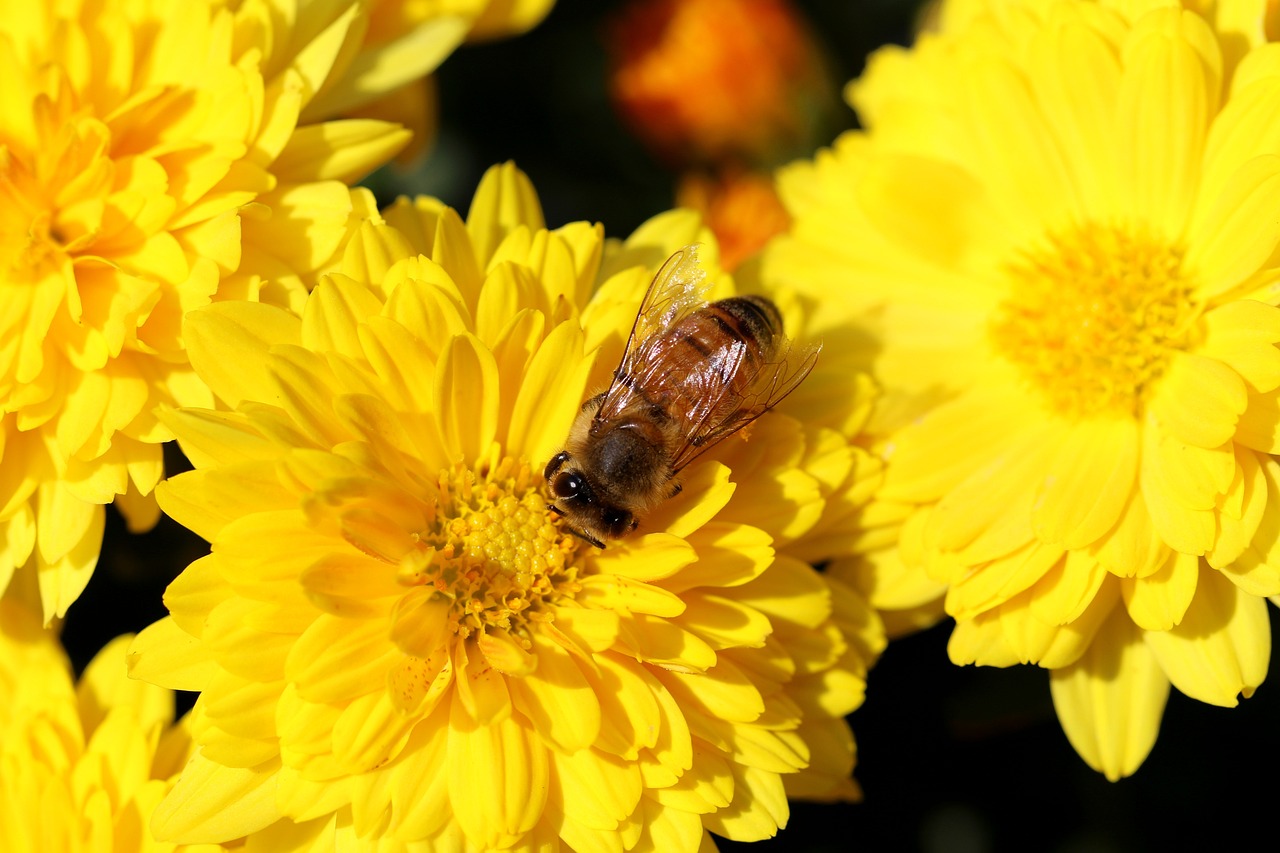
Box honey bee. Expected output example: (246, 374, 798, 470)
(544, 244, 819, 547)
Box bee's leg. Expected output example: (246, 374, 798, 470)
(580, 392, 606, 412)
(668, 482, 683, 498)
(546, 503, 564, 516)
(567, 527, 606, 549)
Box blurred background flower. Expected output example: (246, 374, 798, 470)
(606, 0, 837, 167)
(599, 0, 842, 273)
(674, 169, 792, 274)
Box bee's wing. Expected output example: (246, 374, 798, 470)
(668, 340, 820, 474)
(596, 245, 713, 422)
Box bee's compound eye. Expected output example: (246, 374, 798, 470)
(603, 509, 634, 538)
(552, 472, 584, 499)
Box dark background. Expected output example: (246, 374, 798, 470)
(60, 2, 1280, 851)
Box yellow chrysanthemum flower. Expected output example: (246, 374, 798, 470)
(0, 599, 222, 851)
(766, 0, 1280, 779)
(0, 0, 445, 623)
(127, 163, 884, 849)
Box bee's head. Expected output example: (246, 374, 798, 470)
(544, 450, 636, 547)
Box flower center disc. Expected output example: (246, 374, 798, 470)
(395, 455, 581, 646)
(989, 224, 1196, 417)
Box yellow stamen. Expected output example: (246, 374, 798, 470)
(394, 455, 581, 644)
(989, 224, 1198, 417)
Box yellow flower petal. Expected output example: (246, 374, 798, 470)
(584, 655, 662, 760)
(185, 302, 303, 410)
(156, 466, 297, 545)
(376, 718, 451, 840)
(273, 120, 410, 184)
(644, 462, 737, 541)
(1186, 154, 1280, 298)
(446, 705, 548, 850)
(995, 577, 1118, 669)
(1235, 385, 1280, 453)
(615, 614, 718, 674)
(470, 0, 556, 40)
(1144, 565, 1270, 706)
(948, 611, 1020, 668)
(1033, 418, 1138, 550)
(1219, 454, 1280, 596)
(492, 226, 596, 317)
(1121, 550, 1199, 631)
(151, 753, 281, 843)
(509, 635, 602, 753)
(946, 541, 1066, 621)
(478, 628, 537, 677)
(453, 642, 513, 726)
(337, 205, 418, 286)
(1117, 8, 1214, 236)
(202, 672, 282, 745)
(1028, 548, 1110, 625)
(550, 747, 643, 832)
(854, 152, 995, 269)
(382, 258, 473, 344)
(1049, 607, 1170, 781)
(701, 764, 788, 842)
(159, 409, 278, 470)
(1147, 428, 1235, 516)
(467, 161, 546, 267)
(1197, 299, 1280, 394)
(286, 615, 400, 704)
(434, 333, 499, 462)
(161, 555, 234, 640)
(962, 48, 1077, 233)
(1024, 6, 1123, 219)
(1148, 351, 1247, 448)
(1206, 446, 1269, 570)
(306, 16, 470, 118)
(274, 763, 352, 821)
(1138, 420, 1217, 555)
(928, 424, 1058, 562)
(1201, 47, 1280, 203)
(34, 479, 97, 566)
(589, 535, 697, 587)
(660, 522, 768, 594)
(0, 507, 36, 597)
(75, 635, 170, 736)
(506, 321, 592, 465)
(301, 274, 386, 357)
(203, 598, 293, 682)
(1091, 486, 1170, 578)
(881, 387, 1042, 502)
(36, 494, 104, 622)
(301, 552, 403, 618)
(578, 574, 687, 618)
(331, 690, 417, 772)
(475, 260, 541, 344)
